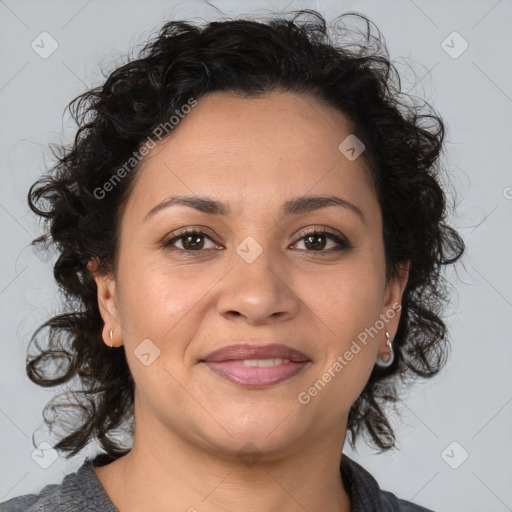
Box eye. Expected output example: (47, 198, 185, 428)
(292, 228, 351, 253)
(162, 227, 351, 256)
(162, 230, 220, 254)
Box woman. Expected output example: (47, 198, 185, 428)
(0, 9, 464, 512)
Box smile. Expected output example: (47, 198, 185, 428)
(203, 359, 310, 388)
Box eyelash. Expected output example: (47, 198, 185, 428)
(161, 228, 352, 256)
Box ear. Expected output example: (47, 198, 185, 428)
(381, 261, 410, 339)
(87, 258, 123, 347)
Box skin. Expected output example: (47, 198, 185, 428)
(89, 91, 409, 512)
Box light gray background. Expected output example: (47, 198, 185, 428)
(1, 0, 511, 511)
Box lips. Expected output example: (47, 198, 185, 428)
(200, 343, 311, 389)
(201, 343, 310, 363)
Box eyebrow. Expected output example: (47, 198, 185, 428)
(143, 194, 365, 224)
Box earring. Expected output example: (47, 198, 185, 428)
(109, 328, 114, 348)
(375, 331, 394, 368)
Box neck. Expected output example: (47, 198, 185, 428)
(94, 407, 352, 512)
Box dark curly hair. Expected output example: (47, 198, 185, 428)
(26, 9, 464, 463)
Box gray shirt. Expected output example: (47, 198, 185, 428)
(0, 454, 435, 511)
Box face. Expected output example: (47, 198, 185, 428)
(92, 91, 408, 460)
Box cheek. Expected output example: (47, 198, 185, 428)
(297, 259, 384, 394)
(118, 244, 205, 315)
(115, 252, 216, 356)
(114, 258, 210, 411)
(301, 260, 385, 330)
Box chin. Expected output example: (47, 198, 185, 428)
(193, 409, 308, 459)
(203, 432, 301, 463)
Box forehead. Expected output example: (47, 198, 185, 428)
(123, 91, 378, 220)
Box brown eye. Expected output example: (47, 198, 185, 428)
(163, 230, 217, 253)
(162, 228, 351, 256)
(304, 233, 328, 251)
(294, 229, 351, 253)
(179, 233, 205, 250)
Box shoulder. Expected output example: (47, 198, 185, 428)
(0, 482, 62, 512)
(0, 460, 118, 512)
(341, 454, 436, 512)
(380, 490, 436, 511)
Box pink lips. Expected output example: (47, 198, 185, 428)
(200, 343, 311, 389)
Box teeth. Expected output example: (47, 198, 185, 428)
(238, 358, 291, 367)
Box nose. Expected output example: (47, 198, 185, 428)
(216, 247, 300, 326)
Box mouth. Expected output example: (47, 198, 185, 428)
(200, 343, 311, 389)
